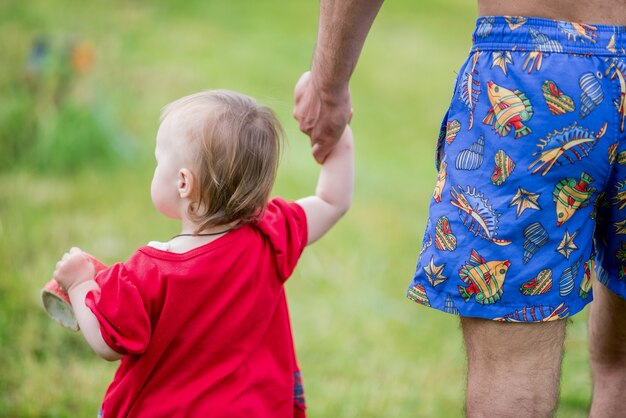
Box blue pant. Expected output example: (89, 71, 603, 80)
(408, 16, 626, 321)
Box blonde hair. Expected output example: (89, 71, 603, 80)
(161, 90, 283, 231)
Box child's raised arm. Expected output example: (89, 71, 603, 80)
(297, 126, 354, 245)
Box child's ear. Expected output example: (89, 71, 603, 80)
(177, 168, 194, 199)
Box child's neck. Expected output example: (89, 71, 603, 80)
(163, 221, 236, 253)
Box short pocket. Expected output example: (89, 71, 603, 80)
(434, 109, 450, 171)
(434, 57, 469, 171)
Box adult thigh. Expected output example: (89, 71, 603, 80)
(589, 282, 626, 362)
(461, 317, 567, 418)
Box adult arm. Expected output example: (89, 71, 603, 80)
(294, 0, 384, 163)
(297, 126, 354, 245)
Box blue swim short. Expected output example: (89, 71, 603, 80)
(408, 16, 626, 322)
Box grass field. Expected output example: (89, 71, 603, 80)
(0, 1, 592, 416)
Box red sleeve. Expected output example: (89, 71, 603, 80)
(84, 255, 155, 355)
(255, 197, 308, 282)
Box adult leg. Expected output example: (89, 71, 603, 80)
(588, 282, 626, 418)
(461, 317, 567, 418)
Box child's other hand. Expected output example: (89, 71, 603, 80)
(53, 247, 95, 291)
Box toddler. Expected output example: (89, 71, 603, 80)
(52, 90, 354, 417)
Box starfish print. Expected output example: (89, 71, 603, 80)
(491, 51, 513, 76)
(557, 229, 579, 259)
(509, 187, 541, 218)
(424, 256, 448, 287)
(615, 220, 626, 235)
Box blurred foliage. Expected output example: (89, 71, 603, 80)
(0, 35, 136, 174)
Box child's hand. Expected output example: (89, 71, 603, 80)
(53, 247, 96, 291)
(293, 71, 353, 164)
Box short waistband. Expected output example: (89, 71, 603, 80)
(472, 16, 626, 56)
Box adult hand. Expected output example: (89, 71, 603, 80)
(53, 247, 95, 291)
(293, 71, 352, 163)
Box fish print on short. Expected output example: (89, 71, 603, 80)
(552, 172, 596, 226)
(458, 249, 510, 305)
(483, 81, 533, 138)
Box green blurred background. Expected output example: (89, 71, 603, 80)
(0, 1, 591, 416)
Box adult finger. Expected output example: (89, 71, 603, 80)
(311, 143, 332, 164)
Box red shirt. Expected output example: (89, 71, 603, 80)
(86, 198, 308, 418)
